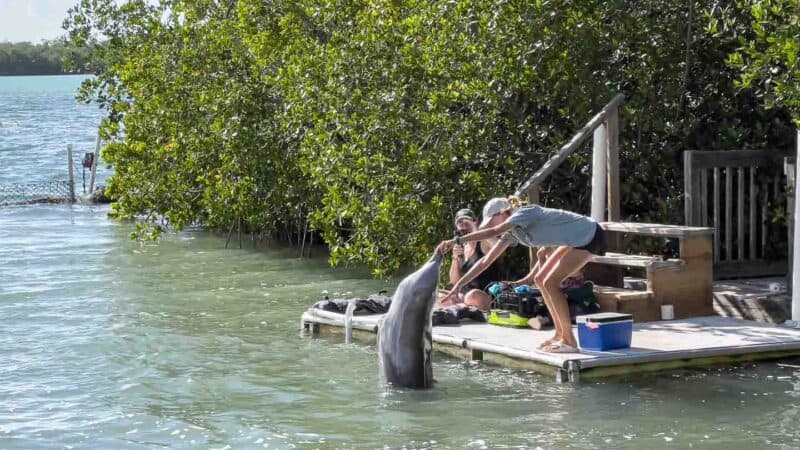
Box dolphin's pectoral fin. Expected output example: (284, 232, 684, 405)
(422, 327, 433, 388)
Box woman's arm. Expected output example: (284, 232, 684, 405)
(514, 266, 538, 287)
(441, 236, 512, 304)
(448, 244, 464, 284)
(439, 221, 514, 255)
(459, 221, 514, 244)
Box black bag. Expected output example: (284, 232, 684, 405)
(490, 282, 601, 323)
(491, 286, 548, 319)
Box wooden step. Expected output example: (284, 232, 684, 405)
(591, 252, 684, 269)
(624, 277, 648, 290)
(592, 285, 661, 322)
(594, 285, 653, 301)
(593, 285, 653, 312)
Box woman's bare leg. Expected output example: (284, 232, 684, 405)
(532, 246, 571, 347)
(464, 289, 493, 311)
(535, 247, 593, 350)
(537, 247, 583, 287)
(535, 247, 552, 274)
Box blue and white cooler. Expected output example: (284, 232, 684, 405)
(576, 312, 633, 351)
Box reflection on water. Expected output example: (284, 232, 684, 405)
(3, 76, 800, 449)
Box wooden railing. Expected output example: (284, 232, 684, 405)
(684, 150, 790, 278)
(515, 93, 625, 222)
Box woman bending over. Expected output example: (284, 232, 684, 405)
(438, 196, 606, 353)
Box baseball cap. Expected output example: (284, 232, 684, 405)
(453, 208, 477, 224)
(479, 197, 510, 228)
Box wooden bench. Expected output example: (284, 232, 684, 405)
(600, 222, 714, 238)
(591, 252, 683, 269)
(585, 222, 714, 322)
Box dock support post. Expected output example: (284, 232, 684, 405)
(556, 362, 581, 383)
(67, 144, 75, 203)
(301, 321, 320, 335)
(89, 133, 100, 194)
(567, 361, 581, 382)
(793, 128, 800, 322)
(470, 348, 484, 361)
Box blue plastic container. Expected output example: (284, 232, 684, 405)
(576, 312, 633, 351)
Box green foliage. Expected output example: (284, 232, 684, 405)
(66, 0, 305, 242)
(720, 0, 800, 125)
(64, 0, 795, 276)
(0, 39, 92, 75)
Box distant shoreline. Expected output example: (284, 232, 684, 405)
(0, 41, 94, 77)
(0, 72, 92, 77)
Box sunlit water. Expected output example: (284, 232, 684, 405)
(3, 76, 800, 449)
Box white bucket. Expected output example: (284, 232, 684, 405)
(661, 304, 675, 321)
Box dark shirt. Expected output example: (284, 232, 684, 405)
(459, 241, 501, 293)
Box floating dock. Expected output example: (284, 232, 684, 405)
(301, 309, 800, 381)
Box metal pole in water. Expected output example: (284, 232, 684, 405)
(794, 128, 800, 322)
(344, 301, 356, 344)
(89, 132, 100, 194)
(67, 144, 75, 203)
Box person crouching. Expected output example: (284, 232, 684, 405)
(436, 208, 500, 311)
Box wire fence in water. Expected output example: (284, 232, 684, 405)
(0, 144, 97, 207)
(0, 180, 73, 206)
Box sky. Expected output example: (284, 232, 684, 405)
(0, 0, 79, 43)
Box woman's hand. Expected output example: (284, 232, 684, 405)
(451, 244, 464, 260)
(515, 279, 536, 288)
(438, 289, 459, 307)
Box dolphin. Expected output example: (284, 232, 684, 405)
(377, 252, 443, 388)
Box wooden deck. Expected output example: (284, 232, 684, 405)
(301, 309, 800, 382)
(713, 277, 791, 323)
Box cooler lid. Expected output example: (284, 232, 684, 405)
(576, 312, 633, 323)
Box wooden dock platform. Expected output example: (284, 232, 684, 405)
(301, 309, 800, 381)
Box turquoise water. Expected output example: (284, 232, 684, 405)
(3, 76, 800, 449)
(0, 75, 110, 187)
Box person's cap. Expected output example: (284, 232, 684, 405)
(480, 197, 510, 228)
(453, 208, 477, 224)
